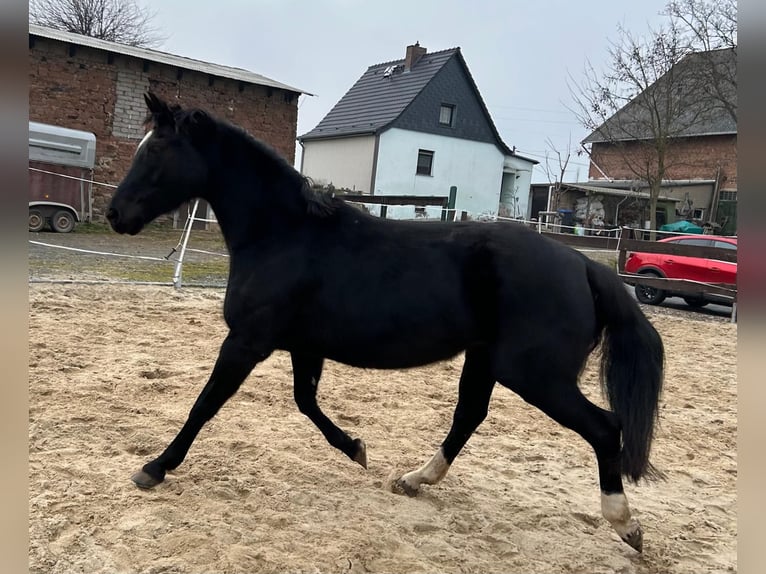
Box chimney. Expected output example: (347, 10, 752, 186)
(404, 42, 427, 72)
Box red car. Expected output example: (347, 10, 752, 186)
(624, 235, 737, 307)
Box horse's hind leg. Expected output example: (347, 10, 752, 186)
(131, 331, 269, 489)
(291, 353, 367, 468)
(393, 347, 495, 496)
(500, 374, 643, 552)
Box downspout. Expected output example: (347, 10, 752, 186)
(708, 166, 722, 223)
(614, 195, 629, 226)
(369, 133, 380, 195)
(298, 140, 306, 174)
(546, 184, 554, 212)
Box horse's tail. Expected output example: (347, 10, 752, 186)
(586, 258, 665, 483)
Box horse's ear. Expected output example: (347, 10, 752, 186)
(177, 109, 214, 142)
(144, 92, 174, 128)
(144, 92, 168, 114)
(144, 92, 157, 110)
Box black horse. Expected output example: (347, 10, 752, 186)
(107, 93, 663, 552)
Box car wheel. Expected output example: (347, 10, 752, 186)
(683, 296, 708, 308)
(29, 209, 45, 232)
(634, 271, 666, 305)
(51, 210, 75, 233)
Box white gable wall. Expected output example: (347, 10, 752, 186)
(373, 128, 505, 217)
(300, 135, 376, 192)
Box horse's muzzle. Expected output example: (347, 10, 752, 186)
(106, 207, 142, 235)
(106, 207, 119, 227)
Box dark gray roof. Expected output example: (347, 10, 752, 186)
(583, 48, 736, 144)
(299, 48, 531, 163)
(299, 48, 459, 140)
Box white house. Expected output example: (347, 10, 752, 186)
(299, 43, 537, 219)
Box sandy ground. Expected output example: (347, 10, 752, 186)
(29, 284, 737, 574)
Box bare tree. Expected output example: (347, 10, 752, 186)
(543, 135, 572, 213)
(664, 0, 737, 122)
(569, 0, 738, 233)
(30, 0, 165, 48)
(665, 0, 737, 52)
(570, 22, 697, 232)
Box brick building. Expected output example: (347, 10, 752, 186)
(580, 48, 737, 234)
(588, 135, 737, 191)
(29, 24, 308, 222)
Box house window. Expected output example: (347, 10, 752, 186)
(416, 149, 434, 175)
(692, 208, 705, 220)
(439, 104, 455, 127)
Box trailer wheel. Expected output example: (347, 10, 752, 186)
(51, 210, 76, 233)
(29, 209, 45, 232)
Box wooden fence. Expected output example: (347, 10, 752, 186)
(539, 228, 737, 322)
(616, 237, 737, 322)
(540, 231, 622, 251)
(341, 195, 453, 220)
(334, 200, 738, 320)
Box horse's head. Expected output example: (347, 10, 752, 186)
(107, 93, 213, 235)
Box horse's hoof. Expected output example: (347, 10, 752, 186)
(131, 469, 162, 489)
(621, 521, 643, 553)
(391, 477, 419, 497)
(352, 438, 368, 469)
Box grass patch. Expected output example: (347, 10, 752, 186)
(74, 221, 179, 235)
(29, 256, 230, 284)
(73, 222, 114, 234)
(72, 223, 227, 250)
(579, 250, 618, 270)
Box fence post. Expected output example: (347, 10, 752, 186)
(445, 186, 457, 221)
(172, 199, 199, 289)
(617, 226, 628, 273)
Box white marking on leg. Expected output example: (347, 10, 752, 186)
(601, 492, 641, 540)
(399, 448, 451, 493)
(135, 130, 153, 155)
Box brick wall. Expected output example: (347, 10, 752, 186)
(588, 134, 737, 191)
(29, 35, 299, 220)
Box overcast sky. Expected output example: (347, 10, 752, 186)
(147, 0, 671, 183)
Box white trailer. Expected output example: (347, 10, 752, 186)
(28, 121, 96, 232)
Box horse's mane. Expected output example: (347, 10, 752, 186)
(172, 107, 341, 218)
(299, 177, 339, 217)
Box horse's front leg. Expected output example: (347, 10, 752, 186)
(131, 331, 271, 488)
(291, 353, 367, 468)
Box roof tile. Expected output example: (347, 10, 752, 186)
(299, 49, 458, 140)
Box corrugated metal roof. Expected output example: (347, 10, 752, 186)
(29, 24, 311, 95)
(583, 48, 736, 144)
(299, 48, 458, 140)
(563, 182, 685, 202)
